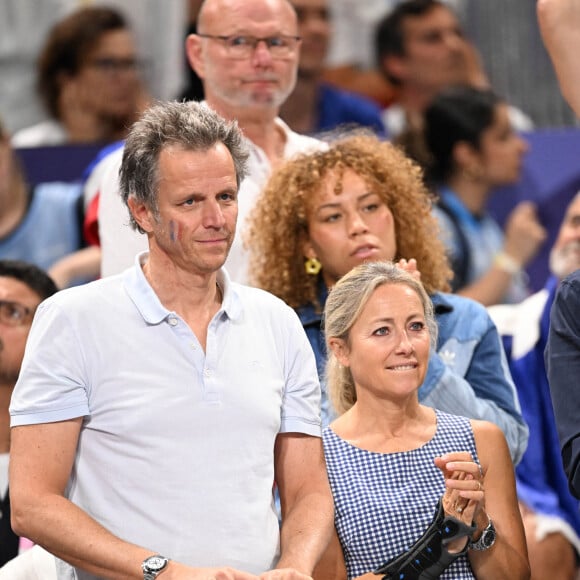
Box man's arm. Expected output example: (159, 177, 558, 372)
(48, 246, 101, 289)
(267, 433, 334, 579)
(10, 421, 258, 580)
(538, 0, 580, 117)
(312, 530, 346, 580)
(10, 419, 158, 579)
(546, 272, 580, 498)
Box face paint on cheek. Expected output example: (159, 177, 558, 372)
(169, 220, 177, 243)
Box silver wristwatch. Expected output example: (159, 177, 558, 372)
(469, 519, 496, 551)
(141, 554, 169, 579)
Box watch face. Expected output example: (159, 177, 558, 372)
(145, 556, 167, 571)
(482, 527, 496, 547)
(470, 520, 496, 551)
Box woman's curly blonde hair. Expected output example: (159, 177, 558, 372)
(245, 134, 452, 309)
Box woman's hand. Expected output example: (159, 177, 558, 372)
(434, 451, 486, 552)
(395, 258, 421, 281)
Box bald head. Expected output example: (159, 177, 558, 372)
(198, 0, 297, 31)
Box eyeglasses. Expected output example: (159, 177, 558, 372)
(0, 300, 34, 327)
(87, 57, 142, 75)
(197, 34, 301, 59)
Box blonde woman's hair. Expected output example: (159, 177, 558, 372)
(324, 260, 437, 415)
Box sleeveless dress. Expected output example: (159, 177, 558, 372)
(323, 410, 479, 579)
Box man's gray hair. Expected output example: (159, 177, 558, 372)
(120, 100, 249, 231)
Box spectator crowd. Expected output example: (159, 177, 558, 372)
(2, 1, 580, 579)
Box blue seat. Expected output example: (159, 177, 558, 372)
(14, 142, 108, 186)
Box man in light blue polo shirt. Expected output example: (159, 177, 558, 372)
(8, 100, 334, 580)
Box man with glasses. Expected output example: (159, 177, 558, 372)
(95, 0, 324, 282)
(0, 260, 57, 567)
(12, 5, 149, 147)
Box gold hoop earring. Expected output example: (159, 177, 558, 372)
(304, 257, 322, 275)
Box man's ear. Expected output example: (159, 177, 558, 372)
(382, 54, 407, 84)
(186, 34, 205, 79)
(127, 196, 154, 234)
(328, 337, 350, 367)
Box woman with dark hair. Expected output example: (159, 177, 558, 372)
(423, 85, 546, 306)
(12, 6, 149, 147)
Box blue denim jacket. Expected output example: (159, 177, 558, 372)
(297, 288, 528, 464)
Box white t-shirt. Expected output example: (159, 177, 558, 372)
(0, 546, 57, 579)
(10, 254, 321, 577)
(11, 120, 68, 148)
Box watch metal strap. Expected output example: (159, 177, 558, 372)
(142, 554, 169, 579)
(469, 519, 496, 551)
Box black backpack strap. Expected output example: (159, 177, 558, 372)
(374, 498, 476, 580)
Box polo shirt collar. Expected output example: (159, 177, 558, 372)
(216, 267, 243, 321)
(123, 252, 242, 324)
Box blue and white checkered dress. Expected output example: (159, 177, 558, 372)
(323, 410, 478, 579)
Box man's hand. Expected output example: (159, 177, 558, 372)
(503, 201, 547, 267)
(260, 569, 312, 579)
(163, 562, 259, 580)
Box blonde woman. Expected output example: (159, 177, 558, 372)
(316, 261, 528, 579)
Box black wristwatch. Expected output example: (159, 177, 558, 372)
(469, 519, 496, 551)
(141, 554, 169, 579)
